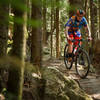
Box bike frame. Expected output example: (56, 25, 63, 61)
(64, 39, 90, 78)
(71, 39, 82, 60)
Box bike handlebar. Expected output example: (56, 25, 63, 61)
(71, 38, 90, 42)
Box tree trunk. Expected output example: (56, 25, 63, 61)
(50, 0, 54, 57)
(89, 0, 98, 61)
(0, 0, 9, 92)
(84, 0, 89, 22)
(31, 0, 42, 67)
(43, 0, 47, 46)
(31, 1, 44, 100)
(27, 0, 32, 33)
(7, 0, 27, 99)
(56, 0, 60, 58)
(90, 0, 97, 46)
(99, 0, 100, 39)
(0, 2, 8, 57)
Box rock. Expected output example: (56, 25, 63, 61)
(42, 66, 93, 100)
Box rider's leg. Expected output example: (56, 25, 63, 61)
(67, 34, 74, 59)
(68, 43, 73, 55)
(74, 35, 84, 65)
(74, 33, 82, 46)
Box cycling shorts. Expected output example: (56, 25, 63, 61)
(68, 34, 82, 45)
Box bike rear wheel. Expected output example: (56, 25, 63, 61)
(64, 44, 73, 69)
(75, 48, 90, 78)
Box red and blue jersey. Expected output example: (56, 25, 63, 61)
(65, 16, 88, 37)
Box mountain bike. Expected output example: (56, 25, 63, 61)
(64, 39, 90, 78)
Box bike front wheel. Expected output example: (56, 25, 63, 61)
(64, 44, 73, 69)
(75, 48, 90, 78)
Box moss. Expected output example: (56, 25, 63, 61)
(64, 78, 79, 90)
(42, 66, 93, 100)
(65, 89, 91, 100)
(44, 93, 56, 100)
(57, 93, 69, 100)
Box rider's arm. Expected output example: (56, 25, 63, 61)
(65, 18, 72, 40)
(65, 26, 70, 39)
(83, 17, 91, 38)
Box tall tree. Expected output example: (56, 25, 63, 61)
(0, 0, 9, 92)
(7, 0, 27, 99)
(56, 0, 60, 58)
(84, 0, 89, 22)
(50, 0, 54, 57)
(31, 0, 42, 67)
(27, 0, 32, 33)
(0, 1, 8, 57)
(90, 0, 97, 46)
(31, 0, 43, 99)
(99, 0, 100, 39)
(43, 0, 47, 46)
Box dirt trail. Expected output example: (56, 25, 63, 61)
(43, 59, 100, 100)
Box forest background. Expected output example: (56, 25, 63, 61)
(0, 0, 100, 100)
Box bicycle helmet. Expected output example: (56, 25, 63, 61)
(76, 9, 85, 16)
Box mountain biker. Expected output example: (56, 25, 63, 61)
(65, 9, 92, 60)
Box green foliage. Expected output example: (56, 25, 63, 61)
(14, 17, 25, 25)
(0, 0, 42, 28)
(11, 0, 27, 12)
(9, 16, 41, 28)
(32, 0, 42, 6)
(0, 0, 10, 5)
(0, 0, 28, 12)
(27, 19, 42, 28)
(59, 0, 68, 9)
(43, 0, 53, 8)
(9, 14, 14, 25)
(93, 0, 97, 2)
(68, 5, 77, 13)
(25, 62, 39, 78)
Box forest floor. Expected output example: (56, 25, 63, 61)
(43, 57, 100, 100)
